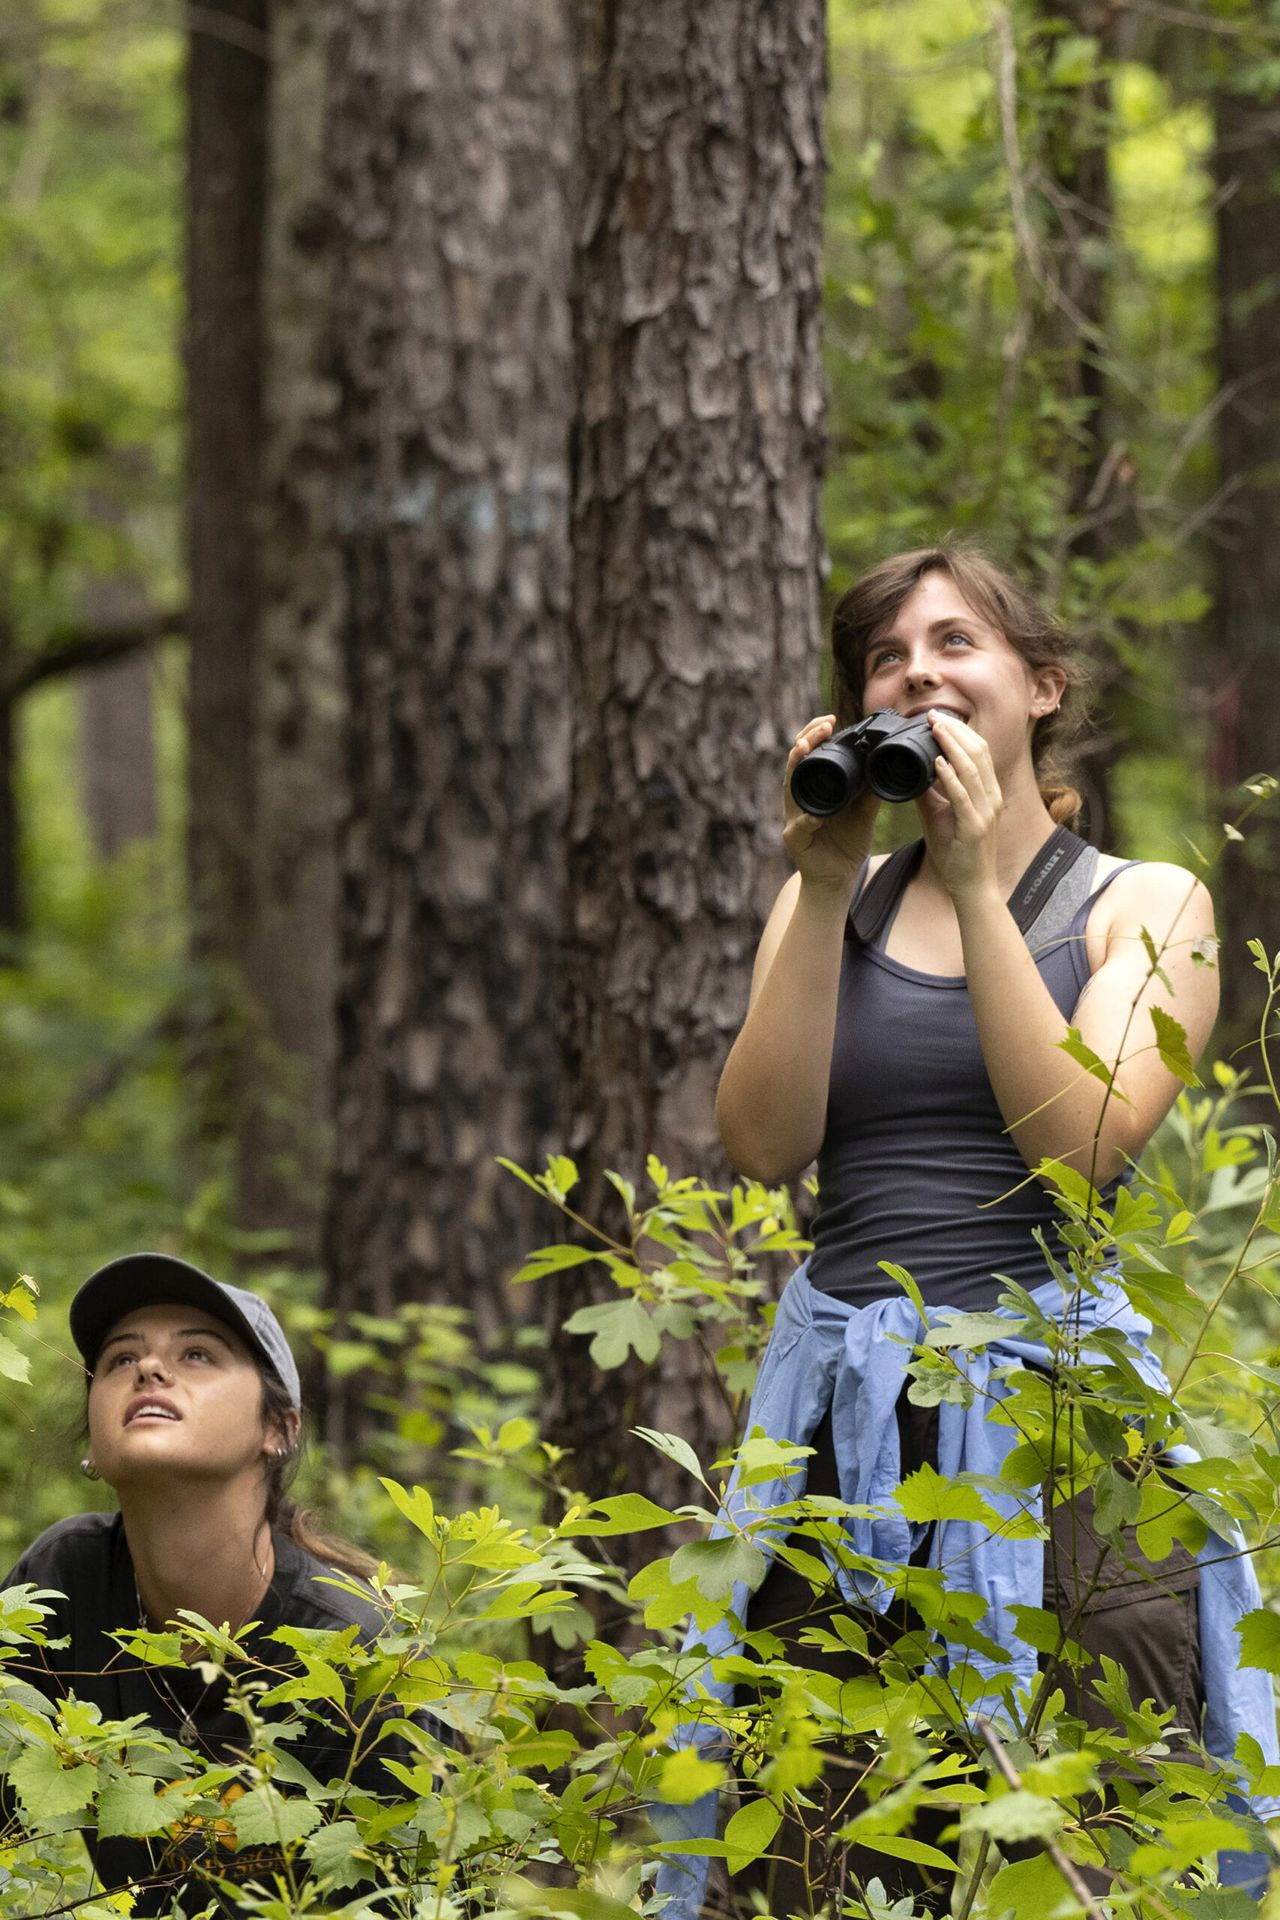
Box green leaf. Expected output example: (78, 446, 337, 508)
(967, 1790, 1063, 1843)
(657, 1748, 726, 1804)
(546, 1155, 579, 1200)
(7, 1742, 96, 1819)
(896, 1462, 1002, 1530)
(1150, 1005, 1202, 1087)
(724, 1795, 781, 1871)
(1139, 927, 1173, 993)
(378, 1476, 436, 1537)
(1237, 1609, 1280, 1674)
(0, 1333, 31, 1384)
(846, 1832, 957, 1871)
(878, 1260, 926, 1321)
(1058, 1025, 1123, 1094)
(1092, 1464, 1142, 1536)
(228, 1784, 322, 1848)
(633, 1427, 705, 1485)
(96, 1765, 184, 1839)
(924, 1310, 1023, 1352)
(987, 1851, 1076, 1918)
(563, 1297, 660, 1368)
(303, 1818, 372, 1890)
(560, 1493, 678, 1537)
(669, 1534, 766, 1603)
(510, 1244, 598, 1285)
(1007, 1605, 1087, 1668)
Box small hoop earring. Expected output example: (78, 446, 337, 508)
(80, 1457, 100, 1482)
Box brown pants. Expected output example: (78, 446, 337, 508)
(735, 1401, 1202, 1918)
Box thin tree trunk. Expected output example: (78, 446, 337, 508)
(552, 0, 827, 1505)
(1212, 80, 1280, 1039)
(239, 0, 342, 1263)
(324, 0, 576, 1451)
(184, 0, 268, 1132)
(80, 650, 158, 858)
(0, 693, 18, 940)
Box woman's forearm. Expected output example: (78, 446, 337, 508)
(716, 879, 854, 1182)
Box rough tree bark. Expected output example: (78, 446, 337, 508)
(324, 0, 576, 1449)
(239, 0, 343, 1263)
(1030, 0, 1129, 845)
(1212, 79, 1280, 1037)
(552, 0, 827, 1500)
(184, 0, 268, 1129)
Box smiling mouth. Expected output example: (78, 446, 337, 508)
(906, 704, 968, 722)
(125, 1404, 181, 1426)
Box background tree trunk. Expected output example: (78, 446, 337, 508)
(184, 0, 268, 1135)
(80, 650, 158, 859)
(1212, 80, 1280, 1039)
(0, 689, 17, 940)
(323, 0, 576, 1451)
(1043, 0, 1128, 847)
(239, 0, 342, 1264)
(551, 0, 828, 1506)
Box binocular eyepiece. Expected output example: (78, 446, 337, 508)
(790, 710, 939, 817)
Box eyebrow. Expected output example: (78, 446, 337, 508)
(99, 1326, 233, 1354)
(871, 615, 983, 649)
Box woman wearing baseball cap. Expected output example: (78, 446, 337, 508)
(3, 1252, 437, 1914)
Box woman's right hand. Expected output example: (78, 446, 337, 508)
(782, 714, 882, 893)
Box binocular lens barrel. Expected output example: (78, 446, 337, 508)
(866, 739, 935, 803)
(790, 746, 859, 817)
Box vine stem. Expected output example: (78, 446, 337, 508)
(974, 1716, 1108, 1918)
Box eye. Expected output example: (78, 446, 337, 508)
(107, 1349, 138, 1370)
(942, 630, 973, 648)
(183, 1344, 216, 1364)
(868, 645, 901, 671)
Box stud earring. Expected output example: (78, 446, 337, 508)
(80, 1457, 100, 1481)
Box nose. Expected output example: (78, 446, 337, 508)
(902, 648, 940, 693)
(134, 1350, 172, 1385)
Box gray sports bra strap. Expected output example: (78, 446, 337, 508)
(848, 825, 1095, 953)
(1023, 844, 1101, 953)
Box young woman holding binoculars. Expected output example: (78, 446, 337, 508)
(671, 544, 1274, 1916)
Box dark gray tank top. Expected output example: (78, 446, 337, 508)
(809, 842, 1137, 1310)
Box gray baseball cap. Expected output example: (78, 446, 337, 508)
(70, 1253, 302, 1410)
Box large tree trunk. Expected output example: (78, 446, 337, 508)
(1033, 0, 1128, 846)
(1212, 80, 1280, 1039)
(239, 0, 342, 1263)
(552, 0, 827, 1504)
(323, 0, 576, 1451)
(184, 0, 268, 1133)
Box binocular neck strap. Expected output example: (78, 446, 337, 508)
(848, 824, 1091, 950)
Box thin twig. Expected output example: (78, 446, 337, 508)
(975, 1715, 1108, 1918)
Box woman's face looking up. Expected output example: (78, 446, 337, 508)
(861, 571, 1064, 775)
(86, 1303, 286, 1493)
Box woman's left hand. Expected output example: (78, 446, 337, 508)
(915, 710, 1003, 900)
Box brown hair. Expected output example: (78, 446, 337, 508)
(259, 1371, 380, 1581)
(829, 542, 1088, 826)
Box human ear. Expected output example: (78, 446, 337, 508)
(263, 1408, 301, 1463)
(1030, 665, 1067, 716)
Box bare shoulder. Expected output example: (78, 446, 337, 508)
(1088, 857, 1215, 960)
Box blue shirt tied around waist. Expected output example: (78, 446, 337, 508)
(653, 1265, 1280, 1917)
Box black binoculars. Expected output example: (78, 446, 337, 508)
(790, 709, 939, 817)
